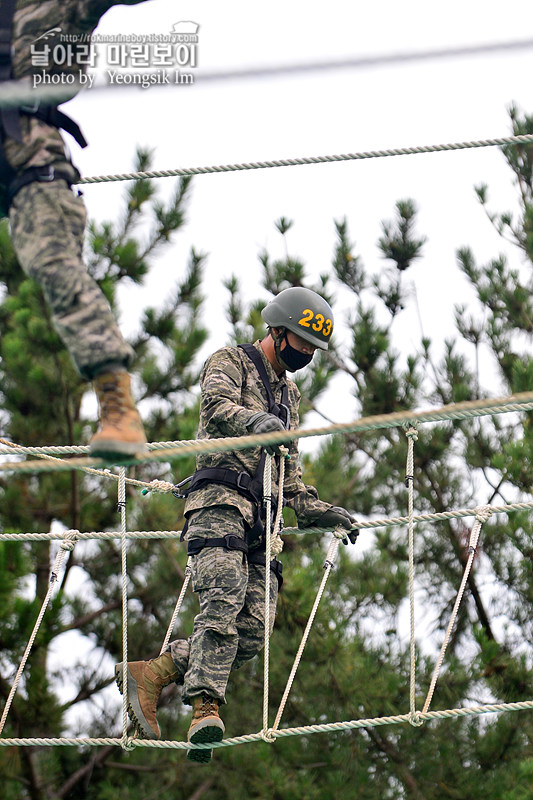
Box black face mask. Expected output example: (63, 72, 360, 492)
(277, 332, 314, 372)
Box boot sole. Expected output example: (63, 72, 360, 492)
(187, 719, 225, 764)
(115, 662, 159, 740)
(90, 440, 148, 459)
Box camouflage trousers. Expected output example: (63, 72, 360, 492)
(6, 119, 134, 380)
(168, 506, 279, 706)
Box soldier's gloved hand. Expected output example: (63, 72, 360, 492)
(247, 412, 286, 455)
(318, 506, 359, 545)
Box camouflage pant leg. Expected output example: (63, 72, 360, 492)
(9, 179, 134, 380)
(168, 564, 277, 686)
(233, 560, 277, 670)
(167, 638, 189, 683)
(181, 506, 278, 706)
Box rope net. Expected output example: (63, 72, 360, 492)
(1, 392, 533, 754)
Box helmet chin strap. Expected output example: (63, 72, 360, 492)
(271, 328, 290, 372)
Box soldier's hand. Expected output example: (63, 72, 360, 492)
(247, 412, 286, 455)
(318, 506, 359, 545)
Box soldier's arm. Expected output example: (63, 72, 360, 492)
(200, 348, 258, 438)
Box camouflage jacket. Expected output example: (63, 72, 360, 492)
(4, 2, 147, 170)
(11, 1, 147, 80)
(184, 340, 332, 528)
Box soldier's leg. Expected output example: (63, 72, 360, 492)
(115, 639, 190, 740)
(9, 170, 147, 456)
(182, 507, 249, 763)
(182, 507, 248, 706)
(232, 559, 278, 671)
(168, 638, 190, 677)
(9, 178, 133, 380)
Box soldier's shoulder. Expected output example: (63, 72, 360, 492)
(204, 345, 244, 368)
(201, 345, 246, 382)
(286, 376, 301, 402)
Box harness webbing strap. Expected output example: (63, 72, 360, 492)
(0, 1, 88, 215)
(182, 344, 290, 553)
(187, 534, 248, 556)
(238, 343, 290, 427)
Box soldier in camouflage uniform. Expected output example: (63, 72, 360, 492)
(0, 1, 149, 457)
(116, 288, 359, 763)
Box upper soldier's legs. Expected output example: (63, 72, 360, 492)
(9, 179, 133, 380)
(8, 170, 147, 456)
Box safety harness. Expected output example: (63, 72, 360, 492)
(0, 0, 88, 216)
(182, 343, 290, 588)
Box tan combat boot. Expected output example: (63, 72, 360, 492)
(89, 370, 147, 458)
(187, 694, 225, 764)
(115, 653, 180, 739)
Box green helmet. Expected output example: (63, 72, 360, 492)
(261, 287, 334, 350)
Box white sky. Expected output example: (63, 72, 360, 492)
(65, 0, 533, 420)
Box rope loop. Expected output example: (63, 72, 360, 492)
(121, 736, 138, 751)
(333, 527, 348, 541)
(59, 530, 79, 552)
(403, 422, 419, 441)
(260, 728, 277, 743)
(409, 711, 424, 727)
(474, 505, 493, 524)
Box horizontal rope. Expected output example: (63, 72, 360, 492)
(78, 134, 533, 186)
(2, 698, 533, 749)
(0, 439, 197, 456)
(0, 438, 179, 494)
(1, 497, 532, 542)
(1, 391, 533, 476)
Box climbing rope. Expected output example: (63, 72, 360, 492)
(159, 560, 192, 655)
(271, 532, 343, 734)
(117, 468, 132, 749)
(2, 494, 533, 542)
(0, 438, 179, 494)
(404, 424, 421, 726)
(1, 494, 533, 548)
(2, 390, 533, 476)
(1, 37, 532, 109)
(0, 530, 78, 736)
(420, 505, 493, 716)
(262, 453, 274, 739)
(76, 134, 533, 186)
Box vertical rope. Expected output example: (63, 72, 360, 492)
(269, 446, 288, 557)
(0, 530, 78, 735)
(403, 424, 421, 726)
(262, 454, 273, 739)
(422, 505, 492, 714)
(117, 467, 131, 749)
(159, 559, 192, 654)
(272, 534, 341, 732)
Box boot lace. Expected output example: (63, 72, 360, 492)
(99, 380, 126, 424)
(199, 695, 219, 717)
